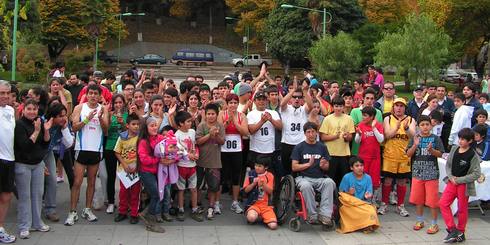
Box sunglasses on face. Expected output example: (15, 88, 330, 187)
(292, 96, 303, 99)
(383, 87, 394, 90)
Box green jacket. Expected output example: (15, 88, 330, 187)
(446, 146, 482, 196)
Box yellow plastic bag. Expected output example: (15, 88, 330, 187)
(337, 192, 380, 233)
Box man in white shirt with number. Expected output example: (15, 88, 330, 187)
(247, 92, 282, 171)
(280, 86, 313, 176)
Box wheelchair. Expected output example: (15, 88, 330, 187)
(274, 175, 339, 232)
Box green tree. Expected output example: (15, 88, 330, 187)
(374, 14, 451, 90)
(352, 22, 398, 67)
(308, 31, 362, 80)
(0, 0, 32, 51)
(39, 0, 124, 61)
(262, 0, 313, 74)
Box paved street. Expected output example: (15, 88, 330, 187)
(4, 178, 490, 245)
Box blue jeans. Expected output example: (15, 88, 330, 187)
(139, 171, 161, 215)
(43, 151, 57, 215)
(160, 185, 171, 214)
(15, 162, 46, 232)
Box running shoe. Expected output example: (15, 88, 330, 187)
(377, 202, 388, 215)
(64, 211, 79, 226)
(230, 202, 244, 214)
(396, 205, 409, 217)
(0, 227, 16, 243)
(81, 208, 98, 222)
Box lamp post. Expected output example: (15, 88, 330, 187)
(280, 4, 332, 37)
(225, 16, 249, 66)
(117, 12, 145, 67)
(11, 0, 19, 81)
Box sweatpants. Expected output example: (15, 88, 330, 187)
(119, 181, 141, 217)
(15, 162, 46, 232)
(439, 182, 469, 232)
(295, 176, 336, 219)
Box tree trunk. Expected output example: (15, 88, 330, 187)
(47, 43, 67, 63)
(475, 42, 488, 79)
(403, 71, 410, 91)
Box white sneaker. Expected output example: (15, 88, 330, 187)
(397, 205, 410, 217)
(230, 202, 244, 214)
(19, 230, 29, 239)
(207, 208, 215, 220)
(64, 211, 79, 226)
(389, 191, 398, 205)
(34, 225, 50, 232)
(81, 208, 98, 222)
(0, 227, 16, 243)
(56, 176, 64, 183)
(106, 204, 115, 214)
(377, 202, 388, 215)
(213, 203, 222, 215)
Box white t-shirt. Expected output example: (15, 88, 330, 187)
(431, 122, 444, 137)
(53, 69, 64, 78)
(247, 109, 280, 154)
(175, 129, 196, 168)
(0, 106, 15, 161)
(280, 105, 308, 145)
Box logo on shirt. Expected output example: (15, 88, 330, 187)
(302, 154, 322, 160)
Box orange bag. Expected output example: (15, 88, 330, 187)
(337, 192, 380, 233)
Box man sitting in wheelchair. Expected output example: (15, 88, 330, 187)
(242, 159, 278, 230)
(291, 122, 336, 226)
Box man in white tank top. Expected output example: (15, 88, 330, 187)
(65, 85, 109, 226)
(280, 87, 313, 175)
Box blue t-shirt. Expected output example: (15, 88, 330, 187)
(291, 141, 330, 178)
(339, 172, 373, 201)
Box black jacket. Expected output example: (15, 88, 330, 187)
(14, 117, 50, 165)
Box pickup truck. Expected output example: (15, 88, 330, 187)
(232, 54, 272, 67)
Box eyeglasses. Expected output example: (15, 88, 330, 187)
(292, 96, 303, 99)
(383, 87, 394, 90)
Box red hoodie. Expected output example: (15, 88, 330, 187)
(138, 134, 164, 174)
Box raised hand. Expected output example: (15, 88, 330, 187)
(33, 118, 41, 132)
(44, 118, 53, 131)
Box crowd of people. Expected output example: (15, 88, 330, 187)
(0, 63, 486, 243)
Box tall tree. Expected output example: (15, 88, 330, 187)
(308, 31, 362, 80)
(374, 14, 451, 90)
(263, 0, 313, 74)
(225, 0, 275, 39)
(39, 0, 123, 61)
(358, 0, 418, 24)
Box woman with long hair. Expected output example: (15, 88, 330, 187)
(186, 91, 202, 130)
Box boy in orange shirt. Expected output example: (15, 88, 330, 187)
(242, 160, 277, 230)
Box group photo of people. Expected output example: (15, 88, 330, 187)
(0, 63, 488, 244)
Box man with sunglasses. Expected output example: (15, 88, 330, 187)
(280, 86, 313, 176)
(375, 82, 397, 117)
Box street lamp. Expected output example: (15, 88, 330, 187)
(281, 4, 332, 37)
(11, 0, 19, 81)
(117, 12, 145, 67)
(225, 16, 250, 66)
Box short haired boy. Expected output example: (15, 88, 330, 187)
(474, 109, 490, 140)
(406, 115, 444, 234)
(174, 111, 203, 222)
(472, 124, 490, 160)
(196, 103, 225, 220)
(354, 106, 384, 201)
(440, 128, 481, 243)
(114, 114, 141, 224)
(449, 93, 473, 146)
(339, 157, 373, 202)
(242, 160, 277, 230)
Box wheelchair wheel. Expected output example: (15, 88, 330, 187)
(289, 217, 301, 232)
(275, 175, 295, 225)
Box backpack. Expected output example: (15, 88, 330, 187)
(240, 170, 271, 211)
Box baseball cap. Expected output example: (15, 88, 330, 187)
(238, 83, 252, 96)
(393, 98, 407, 106)
(93, 71, 103, 78)
(254, 91, 267, 100)
(413, 84, 424, 92)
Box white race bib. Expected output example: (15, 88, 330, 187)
(221, 134, 242, 152)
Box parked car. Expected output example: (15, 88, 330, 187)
(170, 50, 214, 66)
(130, 54, 166, 65)
(460, 71, 479, 83)
(232, 54, 272, 67)
(439, 69, 460, 82)
(82, 51, 118, 64)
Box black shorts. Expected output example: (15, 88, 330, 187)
(0, 159, 15, 193)
(248, 151, 272, 168)
(75, 151, 102, 166)
(221, 152, 243, 186)
(197, 167, 221, 192)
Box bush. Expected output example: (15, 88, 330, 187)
(16, 42, 49, 84)
(63, 48, 92, 75)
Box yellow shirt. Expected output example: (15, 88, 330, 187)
(383, 98, 394, 114)
(319, 114, 355, 156)
(114, 135, 138, 164)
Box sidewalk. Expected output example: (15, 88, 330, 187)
(4, 180, 490, 245)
